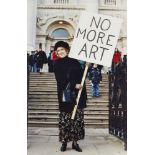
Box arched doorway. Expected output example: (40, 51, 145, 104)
(52, 28, 70, 38)
(45, 20, 75, 53)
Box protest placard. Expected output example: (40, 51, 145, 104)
(69, 11, 122, 67)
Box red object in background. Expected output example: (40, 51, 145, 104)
(51, 51, 58, 60)
(112, 51, 121, 64)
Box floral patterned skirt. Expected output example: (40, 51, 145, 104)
(59, 109, 85, 143)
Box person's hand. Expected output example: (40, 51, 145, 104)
(75, 84, 83, 90)
(86, 62, 91, 67)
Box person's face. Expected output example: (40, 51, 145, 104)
(56, 47, 68, 58)
(115, 48, 118, 52)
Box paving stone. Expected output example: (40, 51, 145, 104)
(28, 127, 126, 155)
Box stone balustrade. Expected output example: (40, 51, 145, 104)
(104, 0, 116, 5)
(38, 0, 77, 5)
(54, 0, 69, 4)
(38, 0, 121, 6)
(99, 0, 122, 6)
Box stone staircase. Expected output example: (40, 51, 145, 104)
(28, 72, 109, 128)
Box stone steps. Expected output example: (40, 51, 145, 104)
(28, 121, 108, 128)
(28, 94, 108, 98)
(28, 108, 108, 112)
(28, 103, 108, 107)
(28, 97, 109, 102)
(28, 72, 109, 128)
(28, 111, 109, 115)
(28, 97, 109, 101)
(28, 106, 109, 111)
(28, 90, 109, 95)
(29, 77, 108, 79)
(28, 115, 108, 123)
(29, 83, 109, 86)
(28, 100, 109, 103)
(29, 73, 108, 78)
(28, 109, 108, 112)
(29, 89, 109, 92)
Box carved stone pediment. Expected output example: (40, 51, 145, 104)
(37, 16, 59, 28)
(37, 17, 48, 26)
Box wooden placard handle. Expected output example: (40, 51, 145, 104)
(71, 63, 89, 119)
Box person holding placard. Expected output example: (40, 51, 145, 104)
(53, 41, 87, 152)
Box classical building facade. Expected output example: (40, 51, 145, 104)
(36, 0, 127, 55)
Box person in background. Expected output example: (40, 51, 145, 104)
(88, 64, 102, 97)
(47, 50, 54, 72)
(29, 51, 37, 72)
(53, 41, 87, 152)
(112, 48, 122, 73)
(97, 64, 103, 73)
(36, 48, 47, 73)
(52, 50, 59, 66)
(27, 52, 31, 72)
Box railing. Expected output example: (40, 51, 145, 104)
(109, 55, 127, 150)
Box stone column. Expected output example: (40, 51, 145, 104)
(41, 43, 46, 52)
(27, 0, 37, 52)
(84, 0, 98, 13)
(117, 0, 122, 7)
(46, 40, 52, 54)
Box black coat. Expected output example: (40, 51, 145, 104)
(29, 54, 37, 66)
(36, 51, 47, 68)
(53, 56, 87, 112)
(47, 54, 54, 72)
(88, 67, 102, 84)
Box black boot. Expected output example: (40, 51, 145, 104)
(60, 143, 67, 152)
(72, 142, 82, 152)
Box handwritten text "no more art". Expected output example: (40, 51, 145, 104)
(69, 12, 122, 67)
(77, 16, 115, 61)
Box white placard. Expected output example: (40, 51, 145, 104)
(69, 11, 123, 67)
